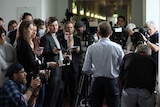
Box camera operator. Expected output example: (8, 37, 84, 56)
(141, 21, 159, 67)
(75, 21, 90, 72)
(124, 23, 137, 54)
(110, 26, 128, 49)
(116, 16, 126, 28)
(110, 15, 128, 49)
(80, 19, 99, 45)
(74, 20, 92, 106)
(0, 63, 41, 107)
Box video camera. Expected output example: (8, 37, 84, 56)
(85, 21, 98, 45)
(63, 50, 71, 64)
(131, 26, 149, 44)
(58, 49, 71, 66)
(29, 60, 48, 83)
(110, 27, 128, 48)
(74, 19, 97, 46)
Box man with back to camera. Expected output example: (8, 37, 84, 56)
(0, 63, 41, 107)
(119, 44, 156, 107)
(82, 21, 124, 107)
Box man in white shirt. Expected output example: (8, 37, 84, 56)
(83, 21, 124, 107)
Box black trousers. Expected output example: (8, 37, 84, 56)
(62, 65, 79, 107)
(90, 77, 120, 107)
(43, 76, 64, 107)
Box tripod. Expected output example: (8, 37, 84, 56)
(75, 72, 91, 107)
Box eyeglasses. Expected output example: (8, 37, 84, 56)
(17, 69, 26, 74)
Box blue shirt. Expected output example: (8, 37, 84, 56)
(0, 79, 28, 107)
(82, 37, 124, 78)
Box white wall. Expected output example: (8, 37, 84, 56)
(144, 0, 160, 102)
(0, 0, 68, 29)
(42, 0, 68, 22)
(145, 0, 160, 31)
(0, 0, 41, 29)
(145, 0, 160, 95)
(131, 0, 160, 31)
(57, 0, 68, 22)
(144, 0, 160, 91)
(131, 0, 143, 26)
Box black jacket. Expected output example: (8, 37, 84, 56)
(119, 53, 156, 93)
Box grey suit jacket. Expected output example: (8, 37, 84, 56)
(40, 32, 61, 77)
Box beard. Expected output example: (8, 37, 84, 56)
(19, 78, 27, 85)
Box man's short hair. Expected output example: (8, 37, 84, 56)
(0, 26, 6, 36)
(0, 17, 4, 22)
(21, 12, 33, 20)
(136, 44, 152, 56)
(47, 16, 58, 25)
(145, 21, 156, 29)
(117, 15, 125, 22)
(97, 21, 112, 37)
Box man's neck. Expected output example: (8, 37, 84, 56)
(51, 32, 57, 37)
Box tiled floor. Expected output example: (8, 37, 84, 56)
(64, 103, 108, 107)
(64, 99, 108, 107)
(64, 94, 160, 107)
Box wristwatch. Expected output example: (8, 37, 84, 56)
(28, 86, 34, 93)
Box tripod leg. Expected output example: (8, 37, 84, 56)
(75, 73, 85, 107)
(84, 75, 91, 107)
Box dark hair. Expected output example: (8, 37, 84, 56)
(64, 21, 74, 31)
(21, 12, 33, 20)
(0, 17, 4, 21)
(117, 15, 125, 22)
(33, 18, 45, 35)
(8, 20, 18, 31)
(33, 18, 45, 27)
(18, 20, 33, 41)
(0, 26, 6, 37)
(48, 16, 58, 25)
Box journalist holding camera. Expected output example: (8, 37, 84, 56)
(126, 21, 159, 66)
(60, 21, 81, 107)
(141, 21, 159, 67)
